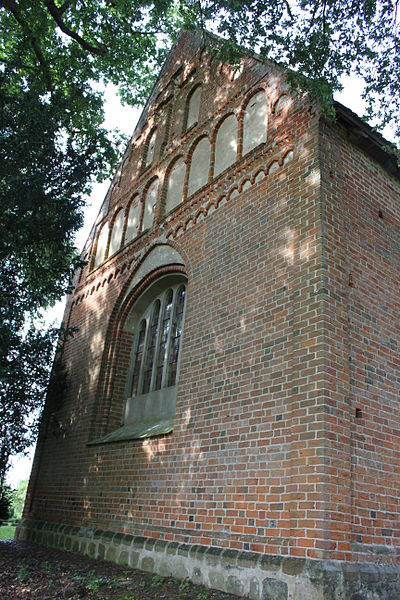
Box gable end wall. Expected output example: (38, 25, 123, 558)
(17, 32, 400, 600)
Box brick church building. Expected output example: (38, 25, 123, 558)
(18, 30, 400, 599)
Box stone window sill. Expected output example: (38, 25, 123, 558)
(87, 418, 174, 445)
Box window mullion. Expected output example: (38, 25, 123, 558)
(149, 294, 164, 392)
(174, 285, 187, 388)
(124, 327, 141, 421)
(137, 313, 151, 395)
(127, 331, 139, 399)
(161, 286, 177, 389)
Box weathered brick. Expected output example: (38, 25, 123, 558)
(22, 28, 400, 600)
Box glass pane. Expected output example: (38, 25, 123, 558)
(142, 300, 161, 394)
(131, 319, 146, 397)
(167, 285, 186, 387)
(155, 289, 173, 390)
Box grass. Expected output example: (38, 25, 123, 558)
(17, 561, 28, 582)
(0, 525, 16, 539)
(151, 574, 165, 587)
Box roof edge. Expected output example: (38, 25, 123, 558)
(333, 101, 400, 182)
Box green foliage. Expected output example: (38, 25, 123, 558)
(9, 479, 28, 521)
(179, 579, 190, 591)
(70, 569, 120, 591)
(0, 484, 12, 521)
(183, 1, 400, 143)
(151, 574, 165, 587)
(0, 1, 178, 498)
(0, 524, 16, 539)
(86, 575, 113, 591)
(0, 321, 60, 491)
(43, 560, 52, 574)
(17, 561, 28, 582)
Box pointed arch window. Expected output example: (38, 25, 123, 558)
(242, 90, 268, 155)
(127, 279, 186, 404)
(145, 129, 157, 167)
(88, 247, 187, 444)
(125, 196, 140, 243)
(101, 274, 188, 440)
(214, 114, 238, 177)
(93, 222, 109, 268)
(142, 178, 158, 231)
(186, 85, 201, 131)
(165, 158, 186, 214)
(108, 209, 124, 256)
(187, 138, 211, 196)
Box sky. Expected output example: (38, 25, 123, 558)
(6, 73, 395, 488)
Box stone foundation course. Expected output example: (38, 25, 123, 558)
(16, 520, 400, 599)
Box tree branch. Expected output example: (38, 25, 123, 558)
(0, 0, 53, 90)
(307, 0, 320, 33)
(106, 0, 164, 36)
(43, 0, 106, 56)
(197, 0, 207, 46)
(282, 0, 293, 20)
(58, 0, 73, 15)
(0, 57, 36, 73)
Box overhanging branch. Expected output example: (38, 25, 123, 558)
(0, 0, 53, 90)
(43, 0, 106, 56)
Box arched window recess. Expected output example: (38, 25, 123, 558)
(185, 84, 201, 132)
(90, 272, 187, 444)
(242, 89, 268, 156)
(92, 221, 109, 270)
(143, 128, 157, 169)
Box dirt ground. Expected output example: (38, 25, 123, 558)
(0, 539, 239, 600)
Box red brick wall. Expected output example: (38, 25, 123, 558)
(25, 31, 400, 565)
(319, 120, 400, 561)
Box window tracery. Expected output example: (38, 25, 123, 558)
(128, 281, 186, 402)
